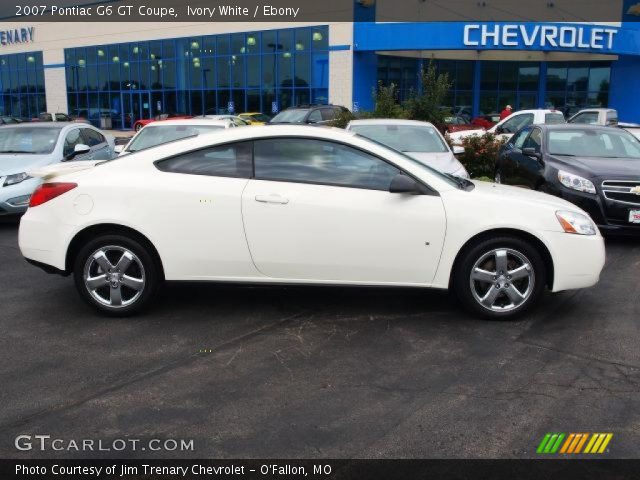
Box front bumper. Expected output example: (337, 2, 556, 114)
(556, 188, 640, 236)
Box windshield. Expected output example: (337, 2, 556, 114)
(127, 125, 224, 152)
(350, 124, 449, 153)
(352, 133, 461, 189)
(0, 126, 61, 154)
(270, 110, 308, 123)
(548, 129, 640, 158)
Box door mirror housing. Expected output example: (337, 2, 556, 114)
(113, 145, 124, 154)
(389, 174, 422, 194)
(452, 145, 464, 156)
(64, 143, 91, 161)
(522, 147, 541, 159)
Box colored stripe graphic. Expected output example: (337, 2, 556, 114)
(537, 433, 565, 454)
(538, 433, 612, 454)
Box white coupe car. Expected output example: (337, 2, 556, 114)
(19, 126, 605, 319)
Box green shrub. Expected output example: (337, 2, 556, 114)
(328, 109, 356, 129)
(456, 132, 506, 179)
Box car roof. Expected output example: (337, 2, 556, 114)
(348, 119, 437, 128)
(540, 124, 619, 131)
(143, 119, 230, 127)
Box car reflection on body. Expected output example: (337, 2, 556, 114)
(0, 123, 114, 215)
(115, 119, 234, 156)
(346, 119, 470, 178)
(20, 125, 604, 320)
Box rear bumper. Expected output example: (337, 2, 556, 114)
(19, 208, 75, 272)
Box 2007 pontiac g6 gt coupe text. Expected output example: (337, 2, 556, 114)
(18, 126, 605, 319)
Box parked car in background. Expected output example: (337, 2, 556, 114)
(238, 112, 272, 125)
(471, 113, 500, 130)
(567, 107, 640, 140)
(19, 125, 605, 320)
(115, 119, 234, 156)
(133, 113, 192, 132)
(346, 119, 469, 178)
(269, 105, 349, 125)
(0, 123, 114, 215)
(495, 124, 640, 235)
(450, 109, 566, 145)
(197, 114, 250, 127)
(0, 116, 22, 125)
(442, 115, 485, 135)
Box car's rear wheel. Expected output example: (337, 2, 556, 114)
(453, 236, 547, 320)
(73, 234, 160, 316)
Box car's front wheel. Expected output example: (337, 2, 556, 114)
(453, 236, 547, 320)
(73, 234, 160, 316)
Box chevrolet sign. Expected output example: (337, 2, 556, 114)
(464, 24, 617, 51)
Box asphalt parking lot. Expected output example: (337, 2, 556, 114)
(1, 216, 639, 459)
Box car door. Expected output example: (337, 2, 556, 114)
(80, 127, 112, 160)
(241, 137, 447, 284)
(518, 127, 544, 189)
(151, 141, 257, 279)
(497, 127, 531, 185)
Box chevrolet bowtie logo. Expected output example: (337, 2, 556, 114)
(631, 186, 640, 195)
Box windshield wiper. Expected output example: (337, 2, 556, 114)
(444, 172, 468, 189)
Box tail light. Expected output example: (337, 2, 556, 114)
(29, 182, 77, 207)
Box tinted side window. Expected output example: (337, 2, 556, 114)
(320, 108, 336, 121)
(55, 113, 70, 121)
(571, 112, 598, 124)
(81, 128, 105, 146)
(509, 128, 530, 149)
(523, 128, 542, 152)
(307, 110, 322, 123)
(156, 142, 252, 178)
(502, 113, 534, 133)
(254, 138, 401, 191)
(63, 129, 82, 156)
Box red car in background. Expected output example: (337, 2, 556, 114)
(442, 115, 485, 134)
(471, 113, 501, 130)
(133, 113, 192, 132)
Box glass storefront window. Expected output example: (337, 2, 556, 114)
(64, 26, 329, 127)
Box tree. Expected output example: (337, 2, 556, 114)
(403, 61, 452, 126)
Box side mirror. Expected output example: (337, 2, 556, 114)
(522, 147, 541, 159)
(113, 145, 124, 154)
(495, 126, 504, 134)
(452, 145, 464, 156)
(65, 143, 91, 161)
(389, 174, 422, 194)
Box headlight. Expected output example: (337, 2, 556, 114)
(557, 170, 596, 194)
(3, 172, 30, 187)
(556, 210, 597, 235)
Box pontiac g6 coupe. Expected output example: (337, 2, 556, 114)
(19, 126, 605, 319)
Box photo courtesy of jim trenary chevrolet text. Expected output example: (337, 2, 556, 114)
(1, 0, 640, 479)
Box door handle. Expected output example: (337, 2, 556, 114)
(254, 194, 289, 205)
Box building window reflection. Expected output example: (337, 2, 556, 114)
(0, 51, 45, 119)
(65, 26, 330, 128)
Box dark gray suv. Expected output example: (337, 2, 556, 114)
(269, 105, 349, 125)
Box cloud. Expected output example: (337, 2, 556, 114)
(627, 3, 640, 15)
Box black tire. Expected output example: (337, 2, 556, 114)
(73, 234, 161, 316)
(452, 235, 547, 320)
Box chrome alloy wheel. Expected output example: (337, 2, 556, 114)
(469, 248, 534, 312)
(83, 246, 145, 308)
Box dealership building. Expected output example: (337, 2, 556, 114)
(2, 1, 640, 128)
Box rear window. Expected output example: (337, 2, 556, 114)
(545, 113, 566, 124)
(127, 124, 224, 152)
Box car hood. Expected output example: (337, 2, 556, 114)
(404, 152, 464, 174)
(550, 155, 640, 177)
(470, 179, 579, 210)
(0, 154, 53, 176)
